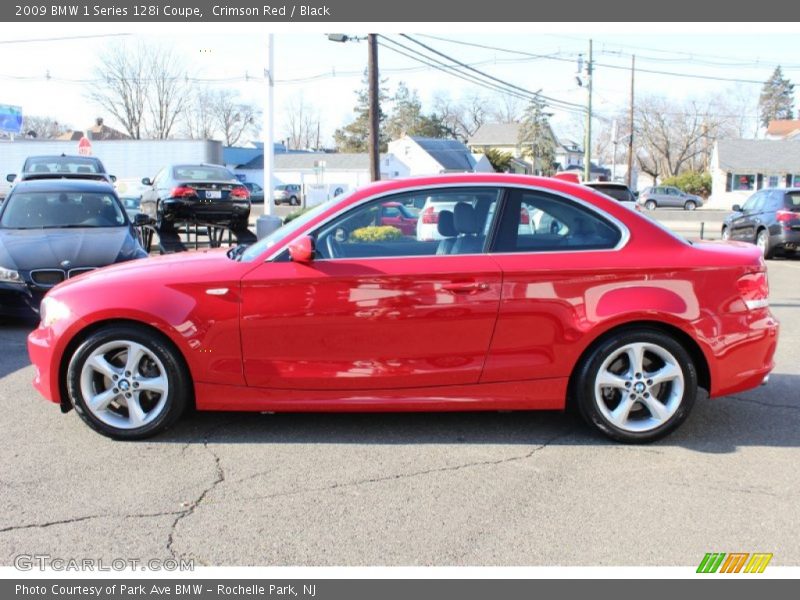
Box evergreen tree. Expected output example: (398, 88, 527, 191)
(759, 66, 795, 128)
(517, 97, 556, 175)
(332, 70, 389, 152)
(385, 82, 448, 140)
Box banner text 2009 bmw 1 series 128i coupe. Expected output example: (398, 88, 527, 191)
(27, 174, 778, 443)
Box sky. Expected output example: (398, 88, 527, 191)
(1, 23, 799, 146)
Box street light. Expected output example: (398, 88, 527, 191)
(328, 33, 381, 182)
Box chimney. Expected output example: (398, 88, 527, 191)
(95, 117, 104, 128)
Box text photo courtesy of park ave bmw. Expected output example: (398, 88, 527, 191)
(0, 0, 799, 590)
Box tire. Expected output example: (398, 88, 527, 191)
(684, 200, 697, 211)
(721, 226, 730, 241)
(573, 328, 697, 443)
(289, 195, 299, 206)
(644, 200, 657, 211)
(756, 228, 774, 259)
(66, 325, 190, 440)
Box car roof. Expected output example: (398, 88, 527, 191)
(585, 182, 629, 189)
(24, 154, 102, 161)
(11, 179, 117, 193)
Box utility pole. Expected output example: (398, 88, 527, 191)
(256, 33, 282, 239)
(367, 33, 381, 181)
(583, 39, 593, 182)
(627, 54, 635, 189)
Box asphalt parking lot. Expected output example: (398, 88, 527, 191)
(0, 257, 798, 567)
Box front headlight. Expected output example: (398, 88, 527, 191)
(40, 297, 71, 328)
(0, 267, 22, 284)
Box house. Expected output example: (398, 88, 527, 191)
(56, 118, 130, 141)
(709, 139, 800, 209)
(765, 119, 800, 140)
(467, 123, 586, 175)
(387, 135, 494, 175)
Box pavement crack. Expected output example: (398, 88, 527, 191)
(0, 510, 183, 534)
(727, 395, 799, 411)
(238, 427, 574, 503)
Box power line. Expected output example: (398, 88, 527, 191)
(0, 33, 132, 45)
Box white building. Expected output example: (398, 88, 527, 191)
(709, 139, 800, 209)
(388, 135, 494, 174)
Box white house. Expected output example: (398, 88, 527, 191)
(388, 135, 494, 175)
(709, 139, 800, 209)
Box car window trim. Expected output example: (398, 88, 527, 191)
(262, 182, 632, 263)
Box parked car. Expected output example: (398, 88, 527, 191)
(6, 154, 116, 187)
(584, 182, 639, 211)
(119, 195, 144, 222)
(721, 188, 800, 258)
(638, 186, 704, 211)
(28, 174, 777, 443)
(0, 179, 148, 317)
(274, 184, 303, 206)
(379, 201, 418, 236)
(243, 182, 265, 204)
(139, 164, 251, 231)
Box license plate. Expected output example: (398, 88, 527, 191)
(205, 190, 222, 199)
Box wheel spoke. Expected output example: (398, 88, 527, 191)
(124, 343, 146, 376)
(88, 355, 119, 379)
(625, 343, 646, 376)
(610, 396, 636, 426)
(596, 370, 629, 390)
(127, 395, 147, 427)
(649, 362, 681, 386)
(88, 388, 117, 412)
(135, 375, 168, 396)
(641, 395, 670, 421)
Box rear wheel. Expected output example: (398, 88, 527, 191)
(684, 200, 697, 211)
(289, 195, 299, 206)
(756, 228, 774, 259)
(644, 200, 657, 211)
(67, 325, 190, 440)
(573, 329, 697, 443)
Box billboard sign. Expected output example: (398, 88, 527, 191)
(0, 104, 23, 134)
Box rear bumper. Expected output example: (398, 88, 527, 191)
(709, 309, 779, 398)
(771, 229, 800, 251)
(162, 199, 251, 224)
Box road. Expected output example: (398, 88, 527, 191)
(0, 260, 798, 567)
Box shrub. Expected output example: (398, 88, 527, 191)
(661, 172, 712, 198)
(283, 208, 312, 223)
(350, 225, 403, 243)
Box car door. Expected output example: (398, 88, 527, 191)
(139, 168, 164, 220)
(732, 192, 762, 241)
(663, 187, 680, 207)
(239, 187, 504, 391)
(482, 187, 626, 388)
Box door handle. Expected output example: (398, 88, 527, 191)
(442, 282, 490, 293)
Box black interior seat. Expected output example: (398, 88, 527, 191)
(451, 202, 484, 254)
(436, 210, 457, 255)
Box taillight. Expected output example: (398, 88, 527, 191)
(171, 186, 197, 199)
(230, 186, 250, 200)
(520, 208, 530, 224)
(421, 206, 438, 224)
(776, 210, 798, 227)
(737, 271, 769, 310)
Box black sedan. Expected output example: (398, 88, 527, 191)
(0, 179, 148, 318)
(140, 164, 251, 232)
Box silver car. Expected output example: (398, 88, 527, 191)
(638, 186, 704, 211)
(274, 184, 303, 206)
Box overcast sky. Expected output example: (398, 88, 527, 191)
(2, 23, 798, 145)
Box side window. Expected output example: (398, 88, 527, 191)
(151, 169, 165, 187)
(752, 193, 767, 212)
(741, 192, 760, 212)
(313, 187, 501, 259)
(492, 190, 622, 253)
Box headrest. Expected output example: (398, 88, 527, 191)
(437, 210, 457, 237)
(453, 202, 479, 235)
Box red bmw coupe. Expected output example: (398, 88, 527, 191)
(27, 174, 778, 442)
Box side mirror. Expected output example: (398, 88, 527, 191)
(133, 213, 151, 226)
(110, 175, 117, 183)
(288, 235, 315, 264)
(732, 204, 742, 212)
(141, 177, 152, 186)
(6, 174, 15, 183)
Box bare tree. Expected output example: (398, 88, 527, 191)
(182, 85, 217, 140)
(431, 90, 487, 141)
(21, 115, 69, 139)
(145, 45, 189, 139)
(489, 92, 525, 124)
(283, 93, 322, 150)
(209, 90, 261, 146)
(88, 42, 148, 139)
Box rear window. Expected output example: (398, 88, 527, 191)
(173, 166, 234, 181)
(786, 192, 800, 211)
(588, 185, 635, 203)
(23, 156, 103, 175)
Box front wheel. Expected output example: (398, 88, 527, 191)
(644, 200, 657, 211)
(573, 329, 697, 443)
(66, 325, 190, 440)
(684, 200, 697, 211)
(721, 226, 730, 241)
(289, 195, 299, 206)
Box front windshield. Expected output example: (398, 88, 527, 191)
(0, 191, 127, 229)
(240, 198, 340, 261)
